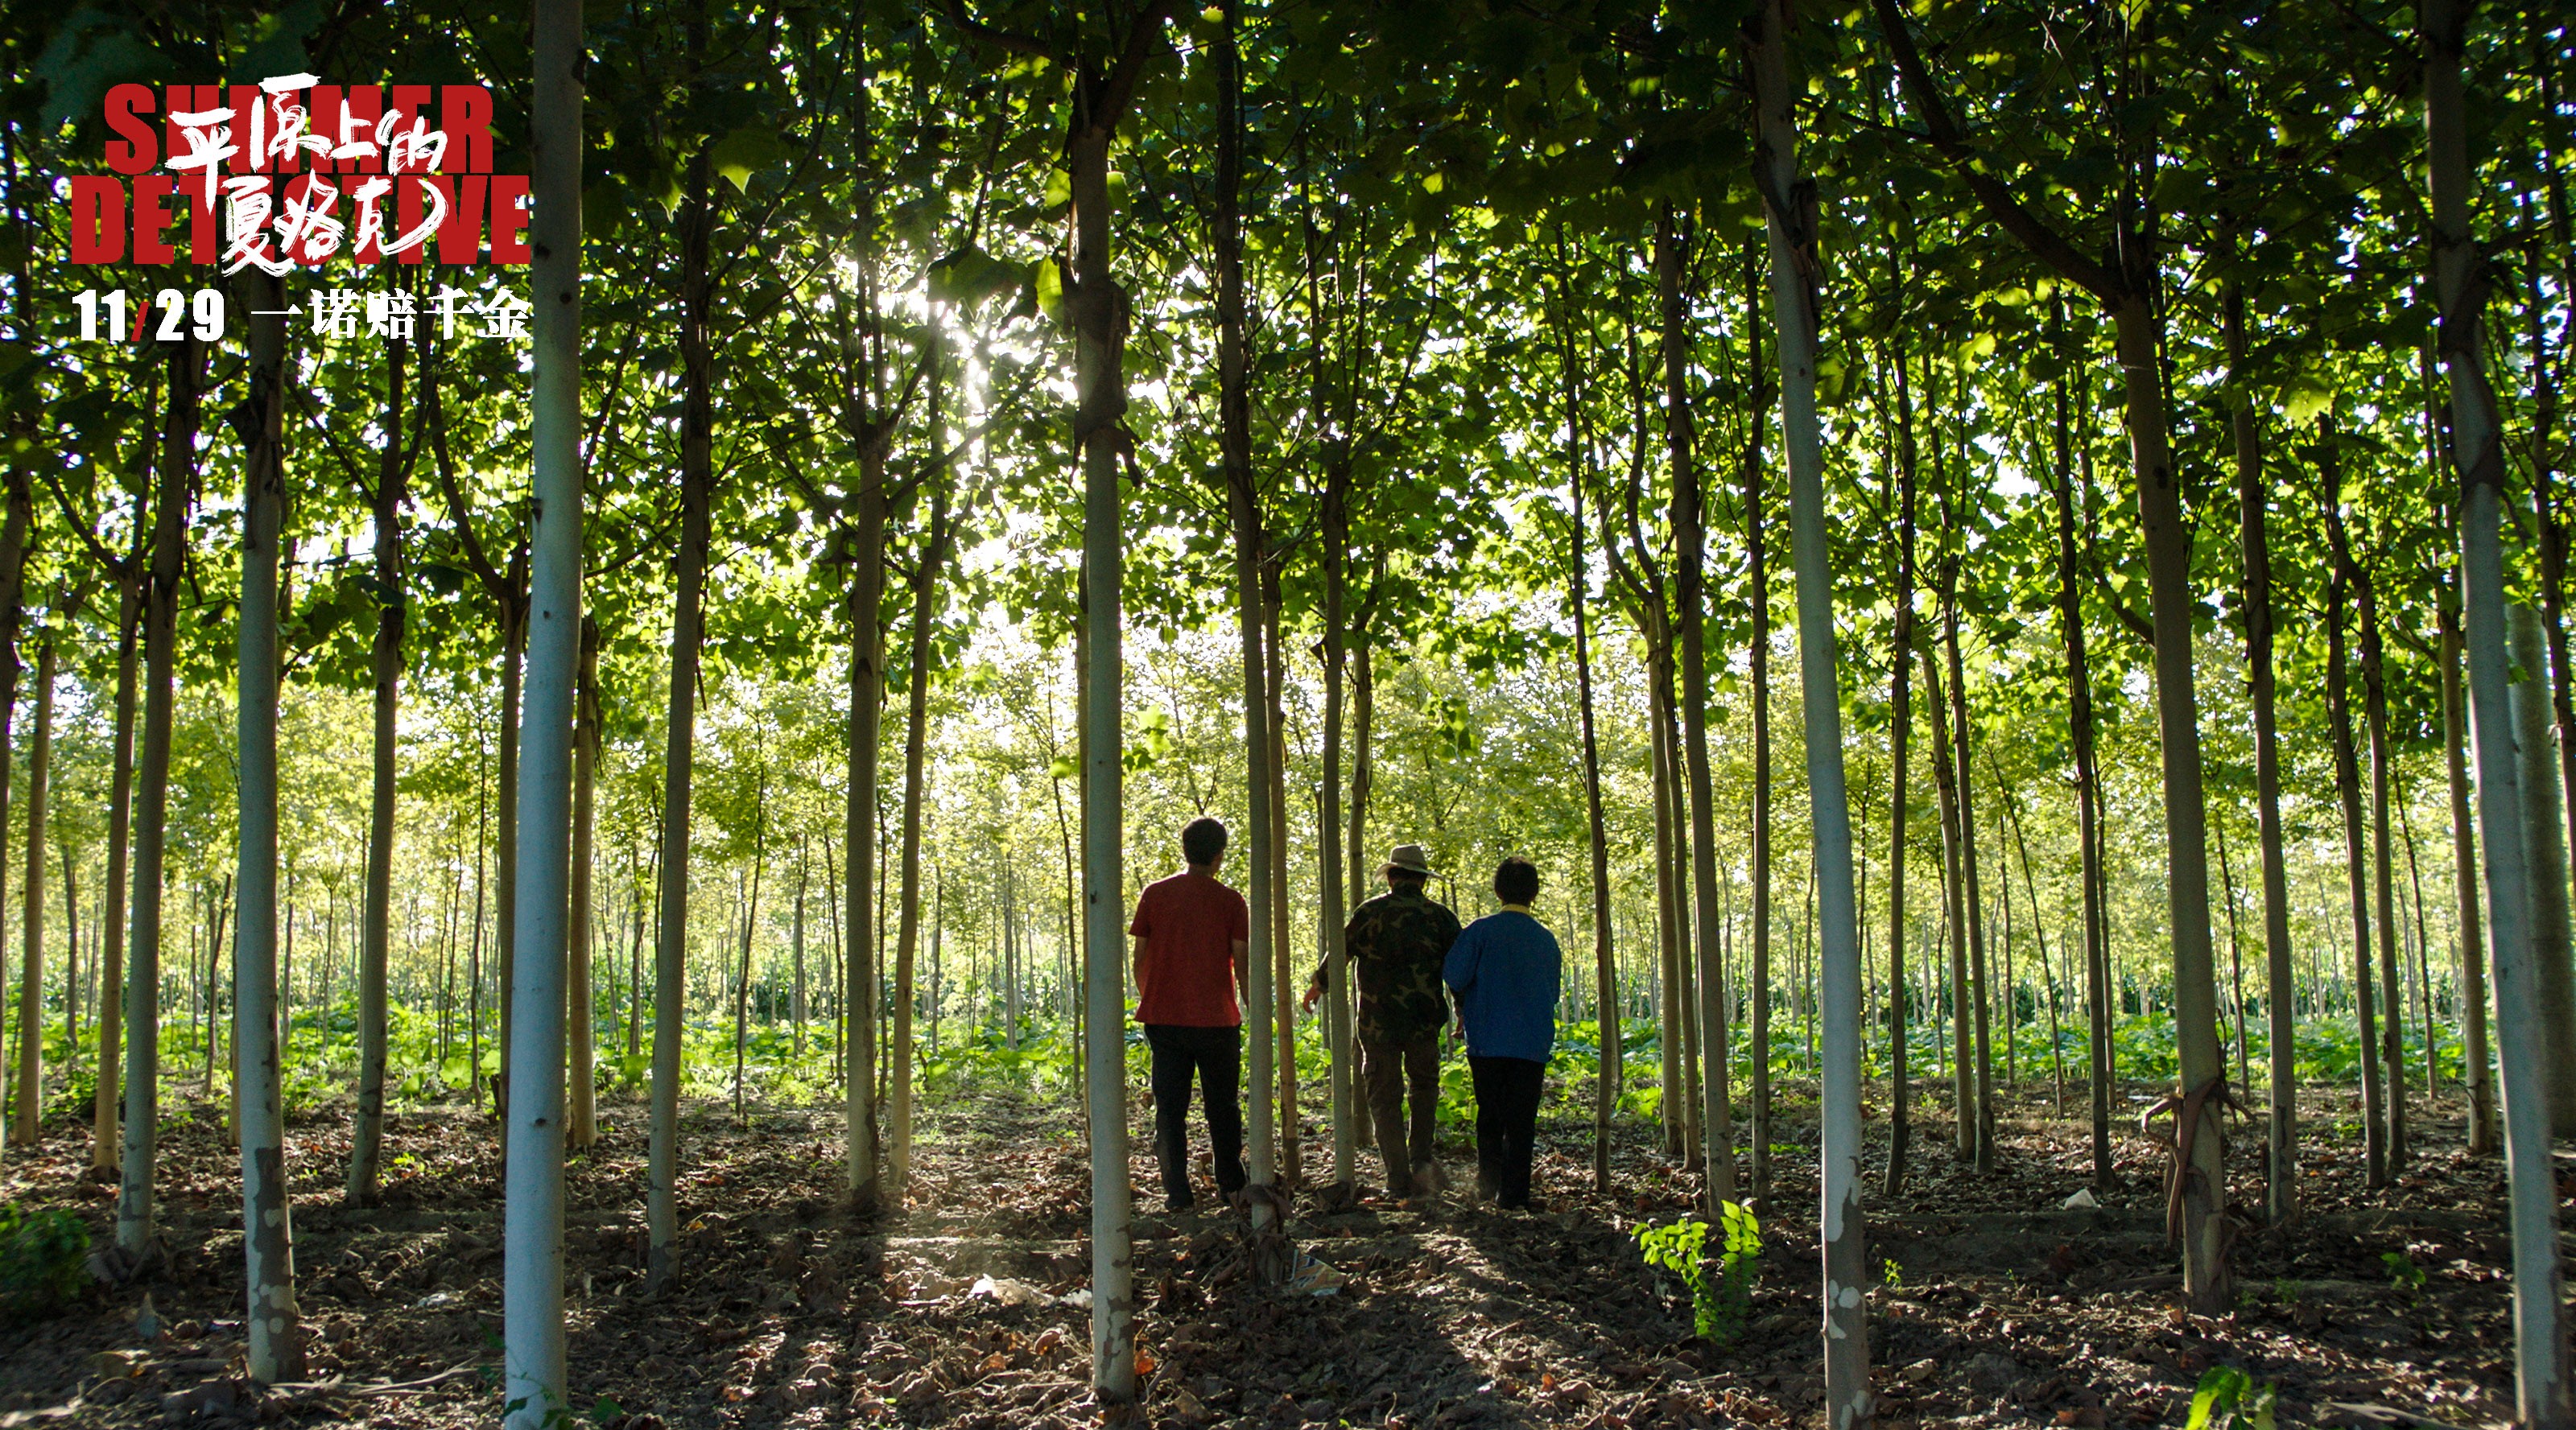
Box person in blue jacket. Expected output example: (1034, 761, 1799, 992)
(1443, 855, 1563, 1211)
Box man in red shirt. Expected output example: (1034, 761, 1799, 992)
(1129, 816, 1251, 1211)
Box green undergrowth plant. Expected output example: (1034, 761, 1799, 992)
(2381, 1251, 2426, 1292)
(0, 1203, 91, 1321)
(1633, 1200, 1761, 1344)
(2186, 1366, 2277, 1430)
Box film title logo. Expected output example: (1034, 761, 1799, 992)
(69, 75, 530, 274)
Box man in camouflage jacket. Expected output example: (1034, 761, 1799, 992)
(1304, 843, 1463, 1200)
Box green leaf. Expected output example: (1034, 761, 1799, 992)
(709, 126, 792, 193)
(1034, 258, 1065, 323)
(2282, 377, 2333, 426)
(2186, 1366, 2248, 1430)
(229, 0, 323, 83)
(35, 10, 162, 130)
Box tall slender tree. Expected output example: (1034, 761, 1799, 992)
(347, 295, 411, 1204)
(502, 2, 585, 1416)
(116, 336, 201, 1260)
(1748, 0, 1874, 1406)
(2423, 0, 2568, 1415)
(2320, 431, 2388, 1187)
(1659, 203, 1734, 1205)
(2225, 284, 2299, 1222)
(231, 272, 299, 1383)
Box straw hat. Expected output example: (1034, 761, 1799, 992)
(1383, 844, 1437, 877)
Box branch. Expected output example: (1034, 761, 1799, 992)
(2092, 565, 2156, 646)
(295, 385, 378, 507)
(1090, 0, 1182, 137)
(39, 465, 131, 579)
(944, 0, 1054, 60)
(1866, 0, 2124, 302)
(420, 343, 510, 606)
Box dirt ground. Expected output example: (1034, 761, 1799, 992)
(0, 1073, 2533, 1428)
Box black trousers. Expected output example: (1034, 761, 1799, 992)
(1145, 1024, 1247, 1206)
(1470, 1055, 1546, 1208)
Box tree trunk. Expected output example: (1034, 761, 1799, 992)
(1318, 542, 1352, 1187)
(1645, 621, 1687, 1158)
(792, 845, 808, 1058)
(502, 10, 584, 1410)
(735, 826, 766, 1121)
(647, 140, 715, 1294)
(1573, 474, 1618, 1197)
(493, 575, 524, 1119)
(1314, 234, 1352, 1185)
(64, 855, 80, 1090)
(2528, 284, 2576, 963)
(1882, 340, 1919, 1196)
(1346, 631, 1375, 1152)
(1261, 567, 1294, 1186)
(2512, 604, 2576, 1394)
(2322, 456, 2388, 1188)
(1067, 19, 1167, 1391)
(2425, 0, 2570, 1410)
(0, 461, 23, 1154)
(2227, 286, 2300, 1222)
(465, 781, 485, 1102)
(2049, 370, 2112, 1191)
(2441, 595, 2496, 1153)
(1661, 651, 1701, 1168)
(2213, 822, 2248, 1100)
(94, 574, 141, 1172)
(2005, 800, 2062, 1111)
(119, 336, 200, 1258)
(1921, 626, 1971, 1161)
(13, 636, 52, 1146)
(1941, 534, 1996, 1173)
(567, 619, 599, 1151)
(845, 449, 887, 1206)
(347, 314, 409, 1206)
(890, 470, 953, 1194)
(2359, 562, 2409, 1167)
(1658, 204, 1734, 1206)
(232, 274, 299, 1381)
(1741, 234, 1773, 1209)
(2402, 802, 2437, 1097)
(2107, 295, 2231, 1312)
(2513, 608, 2576, 1134)
(1748, 0, 1873, 1405)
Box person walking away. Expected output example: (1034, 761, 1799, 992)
(1445, 855, 1562, 1212)
(1303, 843, 1462, 1201)
(1131, 816, 1251, 1212)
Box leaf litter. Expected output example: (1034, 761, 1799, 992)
(0, 1080, 2529, 1428)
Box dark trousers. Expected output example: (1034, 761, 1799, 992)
(1470, 1055, 1546, 1208)
(1145, 1024, 1246, 1206)
(1363, 1033, 1441, 1196)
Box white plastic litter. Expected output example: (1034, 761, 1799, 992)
(2061, 1189, 2099, 1210)
(968, 1275, 1049, 1307)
